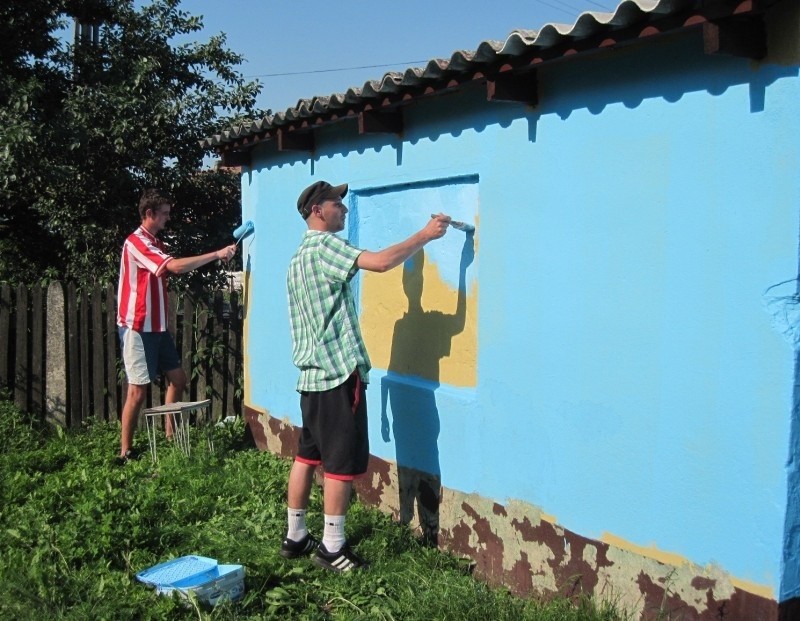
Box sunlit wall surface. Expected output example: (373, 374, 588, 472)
(238, 19, 800, 603)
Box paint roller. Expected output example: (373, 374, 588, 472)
(232, 220, 255, 246)
(431, 214, 475, 233)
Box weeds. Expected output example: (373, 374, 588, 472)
(0, 400, 626, 620)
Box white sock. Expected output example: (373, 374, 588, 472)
(287, 508, 308, 542)
(322, 515, 346, 553)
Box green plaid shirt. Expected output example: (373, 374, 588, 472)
(287, 231, 371, 392)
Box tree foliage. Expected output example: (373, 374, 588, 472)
(0, 0, 262, 291)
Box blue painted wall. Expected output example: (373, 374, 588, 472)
(239, 27, 800, 599)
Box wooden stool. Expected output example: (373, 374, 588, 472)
(142, 399, 211, 462)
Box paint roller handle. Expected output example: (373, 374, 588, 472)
(216, 244, 237, 262)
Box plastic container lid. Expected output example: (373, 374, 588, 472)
(136, 555, 218, 587)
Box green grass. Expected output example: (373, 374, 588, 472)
(0, 398, 628, 620)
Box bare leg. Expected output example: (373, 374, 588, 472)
(120, 383, 147, 456)
(287, 464, 353, 521)
(286, 464, 357, 559)
(322, 478, 353, 516)
(163, 367, 187, 438)
(288, 460, 316, 509)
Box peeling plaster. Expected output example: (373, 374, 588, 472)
(245, 411, 778, 621)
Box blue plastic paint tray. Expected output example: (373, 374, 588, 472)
(136, 555, 245, 606)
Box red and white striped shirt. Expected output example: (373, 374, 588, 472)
(117, 226, 173, 331)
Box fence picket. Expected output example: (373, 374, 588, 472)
(106, 283, 119, 422)
(80, 289, 90, 424)
(195, 302, 208, 423)
(0, 281, 241, 427)
(0, 284, 11, 389)
(226, 293, 239, 416)
(67, 283, 81, 428)
(46, 282, 68, 427)
(182, 293, 195, 399)
(14, 285, 29, 412)
(31, 286, 45, 418)
(91, 284, 105, 420)
(212, 291, 224, 422)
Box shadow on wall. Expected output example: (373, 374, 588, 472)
(259, 29, 798, 167)
(409, 29, 799, 147)
(380, 234, 475, 546)
(771, 273, 800, 607)
(782, 345, 800, 614)
(255, 10, 800, 170)
(538, 29, 798, 123)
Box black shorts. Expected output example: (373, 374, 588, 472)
(296, 372, 368, 480)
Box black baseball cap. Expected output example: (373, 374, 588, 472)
(297, 181, 348, 219)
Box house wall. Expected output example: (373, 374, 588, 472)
(238, 8, 800, 619)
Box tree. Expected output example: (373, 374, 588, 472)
(0, 0, 262, 290)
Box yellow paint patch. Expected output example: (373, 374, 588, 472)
(601, 532, 775, 599)
(361, 249, 477, 387)
(728, 577, 776, 601)
(243, 268, 255, 407)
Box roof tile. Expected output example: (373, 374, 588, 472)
(204, 0, 758, 150)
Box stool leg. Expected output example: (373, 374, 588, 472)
(183, 411, 191, 457)
(170, 412, 181, 456)
(147, 415, 158, 462)
(172, 411, 190, 457)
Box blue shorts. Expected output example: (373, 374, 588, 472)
(118, 327, 181, 385)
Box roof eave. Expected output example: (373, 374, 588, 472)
(204, 0, 768, 159)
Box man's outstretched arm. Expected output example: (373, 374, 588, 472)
(356, 214, 450, 273)
(165, 244, 236, 274)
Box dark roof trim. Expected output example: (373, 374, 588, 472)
(204, 0, 769, 157)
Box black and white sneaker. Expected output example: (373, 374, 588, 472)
(280, 533, 319, 559)
(313, 542, 367, 572)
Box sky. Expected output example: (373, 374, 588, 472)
(172, 0, 617, 116)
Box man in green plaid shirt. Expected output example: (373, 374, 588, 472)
(281, 180, 451, 572)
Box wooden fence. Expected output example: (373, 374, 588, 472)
(0, 281, 242, 428)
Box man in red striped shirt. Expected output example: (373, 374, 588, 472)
(116, 188, 236, 462)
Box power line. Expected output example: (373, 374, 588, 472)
(582, 0, 615, 10)
(533, 0, 613, 17)
(564, 0, 615, 11)
(245, 60, 428, 79)
(244, 0, 616, 81)
(531, 0, 581, 18)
